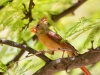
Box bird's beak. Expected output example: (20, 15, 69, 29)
(31, 26, 36, 33)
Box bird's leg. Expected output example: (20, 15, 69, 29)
(57, 48, 65, 58)
(38, 50, 46, 55)
(46, 50, 55, 55)
(51, 51, 55, 55)
(88, 40, 95, 51)
(62, 49, 65, 58)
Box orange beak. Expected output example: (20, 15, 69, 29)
(31, 26, 36, 33)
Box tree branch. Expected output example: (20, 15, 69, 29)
(52, 0, 87, 22)
(6, 50, 25, 66)
(0, 39, 100, 75)
(0, 39, 51, 63)
(33, 47, 100, 75)
(0, 0, 13, 10)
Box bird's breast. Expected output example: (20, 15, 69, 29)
(37, 34, 62, 50)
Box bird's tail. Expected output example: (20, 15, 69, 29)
(80, 67, 91, 75)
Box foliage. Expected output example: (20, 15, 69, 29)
(0, 0, 100, 75)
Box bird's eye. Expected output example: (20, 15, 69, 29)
(36, 24, 40, 28)
(37, 24, 39, 27)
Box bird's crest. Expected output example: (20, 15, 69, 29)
(39, 17, 48, 25)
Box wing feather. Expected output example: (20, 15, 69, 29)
(47, 31, 77, 54)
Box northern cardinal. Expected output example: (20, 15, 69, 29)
(31, 17, 91, 75)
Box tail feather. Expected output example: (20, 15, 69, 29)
(80, 67, 91, 75)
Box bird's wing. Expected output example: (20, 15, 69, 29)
(47, 31, 77, 53)
(47, 31, 62, 43)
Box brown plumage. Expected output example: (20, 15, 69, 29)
(31, 17, 91, 75)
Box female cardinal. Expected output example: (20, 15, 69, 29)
(31, 17, 91, 75)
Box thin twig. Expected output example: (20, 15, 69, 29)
(52, 0, 87, 22)
(21, 0, 35, 31)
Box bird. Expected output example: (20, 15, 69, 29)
(31, 17, 91, 75)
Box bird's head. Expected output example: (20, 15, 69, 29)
(31, 17, 49, 34)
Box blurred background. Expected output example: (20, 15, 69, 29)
(0, 0, 100, 75)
